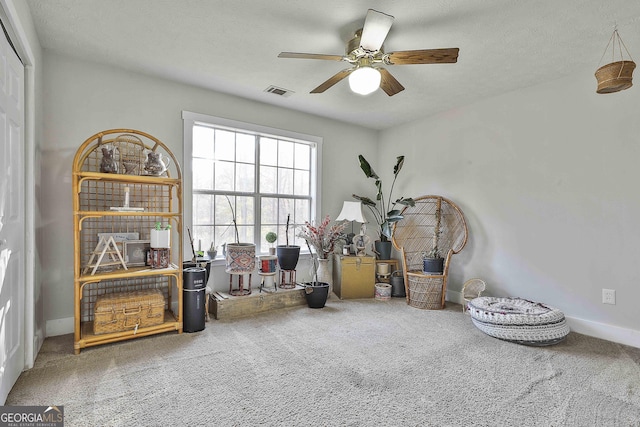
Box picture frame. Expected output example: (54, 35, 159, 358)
(124, 240, 150, 266)
(97, 232, 140, 243)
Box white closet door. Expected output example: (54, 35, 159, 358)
(0, 23, 25, 404)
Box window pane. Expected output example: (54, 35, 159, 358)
(278, 199, 294, 224)
(236, 133, 255, 163)
(193, 194, 214, 224)
(192, 226, 213, 252)
(215, 195, 234, 224)
(215, 130, 235, 161)
(193, 158, 213, 190)
(261, 137, 278, 166)
(295, 199, 310, 225)
(215, 161, 234, 191)
(295, 143, 310, 170)
(193, 126, 214, 159)
(235, 226, 254, 244)
(278, 140, 294, 167)
(236, 163, 254, 192)
(235, 196, 254, 225)
(260, 166, 277, 194)
(261, 197, 278, 224)
(278, 168, 293, 194)
(294, 169, 309, 196)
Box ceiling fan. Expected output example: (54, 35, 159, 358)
(278, 9, 459, 96)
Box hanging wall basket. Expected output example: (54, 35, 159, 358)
(595, 29, 636, 94)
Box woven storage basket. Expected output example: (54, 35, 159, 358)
(595, 60, 636, 93)
(407, 275, 443, 309)
(94, 289, 165, 335)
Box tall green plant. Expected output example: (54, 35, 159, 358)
(353, 155, 415, 242)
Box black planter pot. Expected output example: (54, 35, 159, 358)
(423, 257, 444, 274)
(375, 240, 392, 260)
(276, 245, 300, 270)
(304, 282, 330, 308)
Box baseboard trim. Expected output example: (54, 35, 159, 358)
(565, 315, 640, 349)
(46, 317, 73, 337)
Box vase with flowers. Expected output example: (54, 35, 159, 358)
(297, 215, 347, 297)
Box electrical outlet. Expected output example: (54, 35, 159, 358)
(602, 289, 616, 305)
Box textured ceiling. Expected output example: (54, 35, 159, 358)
(26, 0, 640, 130)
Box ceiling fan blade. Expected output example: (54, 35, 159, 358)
(310, 68, 354, 93)
(278, 52, 345, 61)
(379, 68, 405, 96)
(387, 48, 459, 65)
(360, 9, 394, 52)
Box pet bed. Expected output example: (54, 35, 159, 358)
(467, 296, 570, 346)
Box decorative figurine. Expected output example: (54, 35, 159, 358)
(144, 151, 171, 176)
(99, 147, 118, 173)
(353, 223, 371, 256)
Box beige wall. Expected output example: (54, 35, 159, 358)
(380, 70, 640, 345)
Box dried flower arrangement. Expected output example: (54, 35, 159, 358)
(297, 215, 347, 259)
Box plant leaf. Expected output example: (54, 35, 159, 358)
(387, 209, 402, 217)
(352, 194, 376, 207)
(396, 197, 415, 207)
(381, 221, 392, 239)
(386, 214, 404, 223)
(393, 156, 405, 176)
(375, 180, 382, 201)
(358, 155, 379, 179)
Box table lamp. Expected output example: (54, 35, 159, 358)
(336, 201, 367, 254)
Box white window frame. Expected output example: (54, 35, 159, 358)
(182, 111, 323, 262)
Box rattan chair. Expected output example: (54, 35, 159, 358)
(461, 278, 486, 313)
(392, 195, 468, 309)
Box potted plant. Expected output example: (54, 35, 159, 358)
(207, 242, 217, 259)
(151, 222, 171, 248)
(421, 204, 444, 273)
(353, 155, 415, 260)
(265, 231, 277, 255)
(297, 215, 347, 295)
(276, 214, 300, 271)
(302, 240, 330, 309)
(223, 196, 256, 274)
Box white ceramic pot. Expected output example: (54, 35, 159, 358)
(150, 229, 170, 249)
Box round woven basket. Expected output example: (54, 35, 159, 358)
(407, 276, 443, 309)
(595, 60, 636, 93)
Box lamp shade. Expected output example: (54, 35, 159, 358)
(336, 201, 367, 223)
(348, 67, 381, 95)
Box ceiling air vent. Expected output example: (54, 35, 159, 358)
(264, 85, 294, 97)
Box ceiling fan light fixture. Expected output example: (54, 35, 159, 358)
(348, 67, 381, 95)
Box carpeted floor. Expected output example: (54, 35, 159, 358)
(7, 297, 640, 426)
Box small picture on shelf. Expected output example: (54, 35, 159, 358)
(96, 233, 139, 259)
(124, 240, 150, 266)
(97, 232, 140, 244)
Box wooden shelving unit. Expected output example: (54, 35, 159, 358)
(72, 129, 183, 354)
